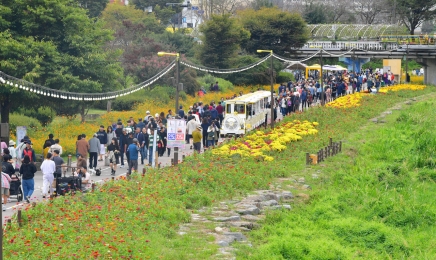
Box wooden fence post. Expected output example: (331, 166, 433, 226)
(17, 209, 22, 227)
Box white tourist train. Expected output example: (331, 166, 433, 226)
(220, 91, 273, 136)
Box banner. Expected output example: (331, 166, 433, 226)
(167, 119, 186, 149)
(16, 126, 27, 145)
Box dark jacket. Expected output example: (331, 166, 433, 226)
(119, 134, 128, 153)
(2, 161, 15, 177)
(134, 132, 145, 147)
(19, 163, 37, 180)
(96, 130, 108, 145)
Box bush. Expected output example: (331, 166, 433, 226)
(276, 71, 295, 83)
(225, 55, 283, 85)
(199, 75, 234, 93)
(20, 106, 55, 126)
(111, 94, 144, 111)
(9, 113, 43, 134)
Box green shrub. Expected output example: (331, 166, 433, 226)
(111, 94, 144, 111)
(276, 71, 295, 83)
(9, 113, 43, 134)
(20, 106, 55, 126)
(199, 75, 234, 93)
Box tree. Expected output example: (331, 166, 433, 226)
(303, 3, 329, 24)
(0, 0, 124, 123)
(196, 14, 250, 69)
(77, 0, 109, 18)
(251, 0, 274, 10)
(0, 32, 58, 123)
(354, 0, 388, 24)
(238, 7, 308, 57)
(395, 0, 436, 35)
(131, 0, 183, 25)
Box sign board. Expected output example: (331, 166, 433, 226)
(16, 126, 27, 145)
(167, 119, 186, 149)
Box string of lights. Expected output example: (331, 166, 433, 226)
(180, 54, 272, 74)
(0, 61, 176, 101)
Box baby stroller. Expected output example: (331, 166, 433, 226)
(9, 172, 23, 202)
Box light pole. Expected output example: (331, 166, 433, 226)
(158, 52, 180, 114)
(257, 50, 275, 129)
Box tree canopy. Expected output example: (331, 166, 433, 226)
(238, 7, 308, 56)
(395, 0, 436, 35)
(196, 14, 250, 69)
(77, 0, 109, 18)
(0, 0, 124, 122)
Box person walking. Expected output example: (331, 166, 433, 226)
(186, 116, 197, 149)
(107, 137, 120, 175)
(49, 139, 63, 156)
(40, 153, 55, 198)
(207, 122, 218, 148)
(19, 155, 37, 203)
(134, 127, 145, 163)
(76, 134, 89, 161)
(192, 126, 202, 153)
(1, 171, 11, 211)
(22, 141, 36, 163)
(43, 134, 55, 150)
(96, 125, 107, 161)
(118, 129, 128, 168)
(201, 118, 210, 149)
(106, 126, 116, 148)
(88, 133, 101, 170)
(141, 127, 149, 165)
(147, 123, 160, 166)
(127, 138, 140, 176)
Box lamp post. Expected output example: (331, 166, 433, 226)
(257, 50, 275, 129)
(158, 52, 180, 114)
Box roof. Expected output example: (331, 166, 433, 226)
(286, 62, 307, 70)
(228, 91, 271, 103)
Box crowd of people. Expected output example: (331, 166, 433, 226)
(1, 68, 401, 207)
(277, 68, 397, 115)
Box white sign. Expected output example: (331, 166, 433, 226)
(167, 119, 186, 149)
(16, 126, 27, 145)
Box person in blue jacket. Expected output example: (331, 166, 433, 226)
(96, 125, 107, 161)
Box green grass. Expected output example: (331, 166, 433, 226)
(235, 99, 436, 259)
(4, 88, 436, 259)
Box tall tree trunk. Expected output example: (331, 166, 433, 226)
(80, 102, 86, 123)
(0, 94, 10, 123)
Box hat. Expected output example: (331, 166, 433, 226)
(146, 111, 150, 114)
(155, 113, 159, 117)
(197, 126, 202, 130)
(9, 140, 15, 146)
(132, 138, 138, 143)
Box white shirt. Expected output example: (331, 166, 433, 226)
(40, 159, 56, 177)
(82, 171, 91, 189)
(186, 119, 198, 135)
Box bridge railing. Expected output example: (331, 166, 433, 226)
(302, 41, 399, 51)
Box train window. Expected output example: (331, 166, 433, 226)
(226, 104, 232, 113)
(235, 104, 245, 114)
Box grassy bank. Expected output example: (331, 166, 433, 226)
(3, 86, 435, 259)
(236, 95, 436, 259)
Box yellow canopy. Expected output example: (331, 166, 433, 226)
(306, 64, 321, 78)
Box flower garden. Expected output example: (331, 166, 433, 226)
(213, 120, 318, 161)
(3, 84, 435, 259)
